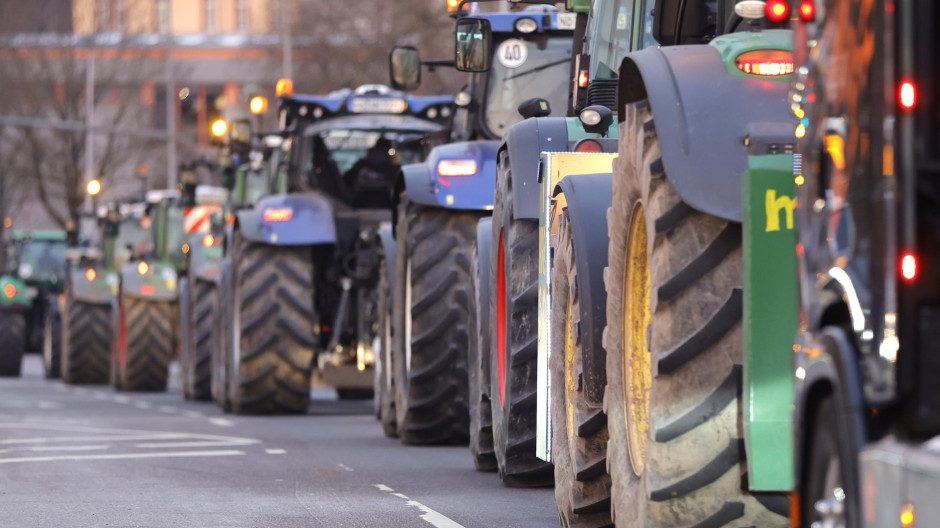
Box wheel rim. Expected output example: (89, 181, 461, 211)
(496, 229, 507, 409)
(623, 204, 652, 476)
(565, 298, 577, 442)
(404, 258, 413, 374)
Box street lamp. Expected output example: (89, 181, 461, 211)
(86, 179, 102, 196)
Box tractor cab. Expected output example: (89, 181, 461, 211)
(119, 189, 184, 302)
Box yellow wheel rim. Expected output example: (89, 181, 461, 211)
(623, 204, 652, 477)
(565, 298, 577, 442)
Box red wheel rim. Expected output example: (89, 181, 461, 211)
(496, 229, 507, 409)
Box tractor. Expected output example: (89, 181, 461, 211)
(212, 83, 452, 414)
(518, 0, 803, 525)
(110, 191, 184, 391)
(789, 0, 940, 526)
(377, 2, 577, 458)
(0, 230, 69, 378)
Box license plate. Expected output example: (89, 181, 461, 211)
(26, 287, 38, 298)
(556, 13, 577, 30)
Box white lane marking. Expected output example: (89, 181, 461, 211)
(184, 410, 204, 419)
(0, 423, 259, 447)
(338, 463, 354, 472)
(373, 484, 465, 528)
(2, 434, 186, 445)
(28, 445, 110, 452)
(36, 401, 62, 410)
(93, 392, 108, 400)
(135, 440, 253, 449)
(158, 406, 178, 413)
(113, 395, 131, 404)
(208, 418, 234, 427)
(134, 401, 152, 409)
(265, 449, 286, 455)
(0, 450, 245, 464)
(53, 385, 67, 392)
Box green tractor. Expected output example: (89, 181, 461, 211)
(110, 191, 184, 391)
(0, 230, 69, 377)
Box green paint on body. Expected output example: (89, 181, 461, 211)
(710, 29, 794, 82)
(0, 276, 33, 308)
(742, 153, 798, 492)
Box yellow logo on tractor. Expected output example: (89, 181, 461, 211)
(765, 190, 796, 232)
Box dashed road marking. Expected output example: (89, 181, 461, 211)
(338, 463, 354, 472)
(208, 418, 234, 427)
(113, 395, 131, 404)
(0, 450, 246, 464)
(93, 392, 108, 400)
(158, 406, 178, 414)
(373, 484, 465, 528)
(133, 401, 152, 409)
(184, 410, 204, 419)
(265, 449, 286, 455)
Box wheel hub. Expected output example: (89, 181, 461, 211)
(623, 204, 652, 476)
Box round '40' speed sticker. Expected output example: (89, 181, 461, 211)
(496, 39, 528, 69)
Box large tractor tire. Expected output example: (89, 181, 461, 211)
(604, 101, 788, 526)
(62, 291, 111, 384)
(211, 260, 233, 411)
(468, 233, 497, 471)
(42, 308, 62, 379)
(489, 151, 553, 487)
(392, 197, 478, 445)
(550, 212, 612, 528)
(228, 233, 314, 415)
(374, 257, 397, 437)
(182, 279, 217, 401)
(0, 309, 26, 376)
(115, 296, 176, 391)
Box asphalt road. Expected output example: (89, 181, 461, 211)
(0, 356, 558, 528)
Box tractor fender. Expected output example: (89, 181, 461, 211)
(236, 193, 337, 246)
(618, 45, 791, 223)
(67, 267, 114, 305)
(402, 140, 499, 211)
(500, 117, 570, 220)
(119, 261, 178, 302)
(475, 217, 493, 381)
(377, 224, 396, 289)
(554, 173, 612, 407)
(793, 326, 866, 497)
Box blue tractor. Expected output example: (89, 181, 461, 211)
(377, 3, 576, 462)
(213, 83, 452, 414)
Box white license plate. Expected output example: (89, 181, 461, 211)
(556, 13, 577, 30)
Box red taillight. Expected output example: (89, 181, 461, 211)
(140, 285, 156, 296)
(735, 50, 795, 77)
(437, 159, 478, 177)
(901, 252, 917, 281)
(3, 284, 16, 298)
(798, 0, 816, 21)
(574, 139, 603, 153)
(765, 0, 790, 23)
(578, 71, 589, 89)
(263, 208, 293, 222)
(899, 81, 917, 110)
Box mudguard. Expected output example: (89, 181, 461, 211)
(120, 261, 178, 302)
(68, 267, 116, 305)
(236, 193, 337, 246)
(475, 217, 493, 393)
(402, 140, 499, 210)
(377, 223, 396, 289)
(554, 174, 612, 407)
(500, 117, 570, 220)
(186, 233, 224, 282)
(618, 37, 792, 223)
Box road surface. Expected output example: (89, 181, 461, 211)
(0, 356, 558, 528)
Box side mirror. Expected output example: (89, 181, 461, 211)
(455, 17, 492, 73)
(389, 46, 422, 91)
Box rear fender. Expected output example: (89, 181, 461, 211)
(618, 40, 792, 222)
(68, 267, 116, 305)
(236, 193, 337, 245)
(120, 261, 178, 302)
(402, 140, 500, 211)
(554, 174, 613, 407)
(501, 117, 570, 220)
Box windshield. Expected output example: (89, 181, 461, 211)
(484, 35, 572, 137)
(113, 217, 152, 268)
(17, 240, 67, 283)
(304, 129, 428, 208)
(590, 0, 637, 80)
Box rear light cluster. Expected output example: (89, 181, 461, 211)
(263, 208, 293, 222)
(437, 159, 478, 177)
(899, 81, 917, 110)
(85, 268, 97, 282)
(764, 0, 790, 23)
(574, 139, 603, 153)
(203, 234, 215, 248)
(3, 284, 16, 298)
(735, 50, 795, 77)
(137, 261, 149, 275)
(798, 0, 816, 21)
(901, 252, 918, 282)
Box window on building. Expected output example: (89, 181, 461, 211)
(97, 0, 110, 31)
(206, 0, 216, 33)
(237, 0, 249, 31)
(157, 0, 170, 34)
